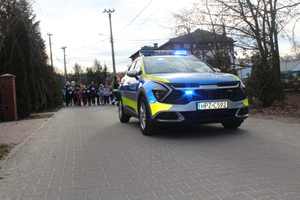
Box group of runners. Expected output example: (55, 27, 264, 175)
(62, 77, 119, 107)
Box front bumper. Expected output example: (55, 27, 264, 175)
(149, 99, 248, 125)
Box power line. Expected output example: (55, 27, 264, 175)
(116, 0, 153, 36)
(122, 7, 160, 38)
(68, 38, 110, 52)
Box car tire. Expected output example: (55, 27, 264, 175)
(139, 97, 156, 136)
(222, 121, 243, 129)
(119, 97, 130, 123)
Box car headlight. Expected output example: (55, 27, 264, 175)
(152, 84, 169, 102)
(240, 81, 247, 96)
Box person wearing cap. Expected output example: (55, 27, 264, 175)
(98, 84, 104, 105)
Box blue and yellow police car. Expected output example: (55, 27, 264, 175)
(118, 50, 249, 135)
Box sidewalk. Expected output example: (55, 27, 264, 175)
(0, 112, 56, 147)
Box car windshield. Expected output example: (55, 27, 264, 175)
(143, 56, 214, 74)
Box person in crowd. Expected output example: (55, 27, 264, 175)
(76, 87, 82, 106)
(95, 85, 100, 106)
(75, 81, 81, 88)
(111, 76, 119, 106)
(87, 85, 91, 106)
(62, 87, 66, 106)
(98, 84, 104, 105)
(67, 86, 73, 106)
(90, 81, 96, 106)
(103, 85, 110, 105)
(73, 87, 78, 106)
(82, 85, 87, 106)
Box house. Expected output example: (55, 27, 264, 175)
(280, 60, 300, 74)
(129, 29, 235, 64)
(157, 29, 235, 63)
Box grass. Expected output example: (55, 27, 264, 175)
(0, 144, 10, 159)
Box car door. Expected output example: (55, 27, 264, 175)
(120, 60, 138, 115)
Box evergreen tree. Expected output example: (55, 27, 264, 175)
(246, 53, 285, 107)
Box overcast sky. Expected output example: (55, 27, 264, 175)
(33, 0, 298, 75)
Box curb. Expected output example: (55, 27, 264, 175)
(0, 109, 61, 167)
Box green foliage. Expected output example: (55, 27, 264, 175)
(0, 144, 10, 159)
(0, 0, 62, 118)
(68, 60, 109, 86)
(207, 51, 237, 75)
(246, 53, 285, 107)
(282, 73, 300, 92)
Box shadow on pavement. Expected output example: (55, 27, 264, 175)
(125, 119, 247, 140)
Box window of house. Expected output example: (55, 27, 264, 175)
(184, 44, 190, 49)
(174, 44, 181, 49)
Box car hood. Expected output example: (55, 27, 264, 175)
(151, 72, 240, 85)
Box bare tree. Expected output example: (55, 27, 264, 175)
(170, 0, 300, 82)
(214, 0, 300, 82)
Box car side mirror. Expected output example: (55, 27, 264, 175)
(127, 70, 139, 80)
(213, 68, 221, 73)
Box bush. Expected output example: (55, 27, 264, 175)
(246, 53, 285, 107)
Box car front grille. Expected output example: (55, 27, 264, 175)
(163, 88, 246, 104)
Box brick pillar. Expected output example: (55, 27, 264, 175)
(0, 73, 18, 121)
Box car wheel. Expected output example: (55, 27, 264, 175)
(119, 97, 130, 123)
(139, 97, 156, 136)
(222, 121, 243, 129)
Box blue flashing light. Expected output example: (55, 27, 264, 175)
(140, 50, 155, 54)
(140, 50, 188, 56)
(185, 90, 193, 95)
(174, 50, 187, 55)
(149, 100, 156, 103)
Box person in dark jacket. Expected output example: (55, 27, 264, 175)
(87, 85, 91, 106)
(111, 76, 119, 106)
(82, 85, 87, 106)
(90, 81, 96, 106)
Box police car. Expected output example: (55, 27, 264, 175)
(118, 50, 249, 135)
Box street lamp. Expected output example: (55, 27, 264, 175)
(103, 9, 116, 74)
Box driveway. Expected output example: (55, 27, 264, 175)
(0, 106, 300, 200)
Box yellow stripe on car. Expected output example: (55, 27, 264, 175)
(150, 102, 173, 116)
(243, 99, 249, 106)
(143, 75, 170, 83)
(122, 96, 138, 113)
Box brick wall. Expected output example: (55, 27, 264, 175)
(0, 73, 18, 121)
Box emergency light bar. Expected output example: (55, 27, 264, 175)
(140, 50, 187, 56)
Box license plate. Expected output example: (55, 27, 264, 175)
(197, 101, 228, 110)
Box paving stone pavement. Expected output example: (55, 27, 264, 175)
(0, 106, 300, 200)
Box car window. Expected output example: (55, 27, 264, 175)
(143, 56, 213, 74)
(134, 60, 143, 76)
(128, 61, 137, 71)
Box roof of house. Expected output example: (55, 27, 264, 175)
(280, 60, 300, 72)
(159, 29, 234, 49)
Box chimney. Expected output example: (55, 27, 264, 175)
(154, 43, 158, 48)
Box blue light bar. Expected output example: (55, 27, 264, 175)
(174, 50, 187, 55)
(140, 50, 188, 56)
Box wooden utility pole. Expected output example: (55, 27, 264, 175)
(61, 46, 67, 81)
(103, 9, 116, 74)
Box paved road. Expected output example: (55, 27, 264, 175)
(1, 106, 300, 200)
